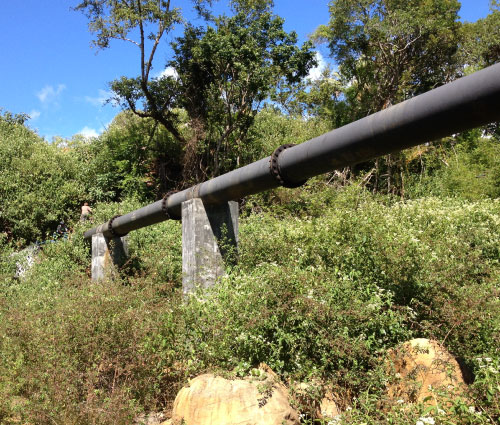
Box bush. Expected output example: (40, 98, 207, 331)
(406, 135, 500, 200)
(0, 186, 498, 423)
(0, 117, 87, 244)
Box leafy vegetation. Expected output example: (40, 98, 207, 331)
(0, 186, 499, 424)
(76, 0, 316, 186)
(0, 113, 86, 243)
(1, 0, 499, 423)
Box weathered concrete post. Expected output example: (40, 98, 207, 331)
(182, 198, 238, 295)
(91, 233, 129, 281)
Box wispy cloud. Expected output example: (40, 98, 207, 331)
(77, 126, 100, 139)
(28, 109, 41, 120)
(85, 89, 113, 107)
(308, 51, 328, 81)
(37, 84, 66, 105)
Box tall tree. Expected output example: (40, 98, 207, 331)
(315, 0, 461, 116)
(74, 0, 204, 145)
(76, 0, 315, 185)
(313, 0, 462, 194)
(458, 1, 500, 138)
(461, 0, 500, 70)
(170, 4, 316, 181)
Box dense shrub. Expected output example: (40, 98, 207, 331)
(244, 107, 332, 165)
(406, 135, 500, 200)
(0, 186, 498, 423)
(0, 119, 84, 243)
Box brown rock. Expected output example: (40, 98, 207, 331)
(171, 371, 299, 425)
(320, 390, 341, 419)
(387, 338, 466, 405)
(289, 381, 341, 421)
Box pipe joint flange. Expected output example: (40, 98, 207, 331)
(108, 215, 128, 237)
(269, 144, 308, 188)
(161, 191, 178, 219)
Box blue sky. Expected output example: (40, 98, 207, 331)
(0, 0, 492, 141)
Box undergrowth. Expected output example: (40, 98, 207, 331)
(0, 185, 498, 424)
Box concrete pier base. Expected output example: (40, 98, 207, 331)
(182, 199, 238, 295)
(91, 233, 129, 281)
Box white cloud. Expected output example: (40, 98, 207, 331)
(308, 51, 328, 81)
(155, 66, 178, 79)
(28, 109, 40, 120)
(37, 84, 66, 105)
(78, 126, 100, 139)
(85, 89, 113, 107)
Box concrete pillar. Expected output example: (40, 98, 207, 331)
(182, 198, 238, 295)
(91, 233, 129, 281)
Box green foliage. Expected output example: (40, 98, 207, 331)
(169, 8, 316, 180)
(461, 0, 500, 70)
(460, 2, 500, 136)
(244, 107, 331, 164)
(0, 116, 86, 243)
(406, 135, 500, 200)
(74, 0, 183, 50)
(316, 0, 461, 117)
(77, 0, 316, 184)
(306, 0, 465, 197)
(0, 186, 498, 423)
(98, 111, 184, 199)
(75, 0, 212, 148)
(0, 111, 139, 244)
(2, 3, 500, 422)
(289, 67, 352, 128)
(69, 135, 121, 203)
(471, 357, 500, 417)
(0, 108, 29, 125)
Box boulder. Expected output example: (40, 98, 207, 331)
(171, 369, 299, 425)
(290, 381, 341, 421)
(320, 390, 341, 419)
(134, 412, 166, 425)
(387, 338, 466, 405)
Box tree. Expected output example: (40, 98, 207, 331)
(0, 112, 87, 243)
(313, 0, 462, 195)
(315, 0, 461, 116)
(74, 0, 213, 146)
(170, 5, 316, 181)
(460, 1, 500, 137)
(461, 0, 500, 71)
(286, 67, 351, 129)
(76, 0, 316, 185)
(96, 110, 185, 199)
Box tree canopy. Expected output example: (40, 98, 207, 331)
(170, 8, 316, 180)
(76, 0, 316, 185)
(314, 0, 462, 118)
(461, 0, 500, 69)
(69, 0, 499, 200)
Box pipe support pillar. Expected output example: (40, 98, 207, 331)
(182, 199, 238, 295)
(91, 233, 129, 281)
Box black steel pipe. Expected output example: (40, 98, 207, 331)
(84, 63, 500, 240)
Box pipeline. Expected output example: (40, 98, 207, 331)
(84, 62, 500, 240)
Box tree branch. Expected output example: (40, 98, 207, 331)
(109, 35, 141, 47)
